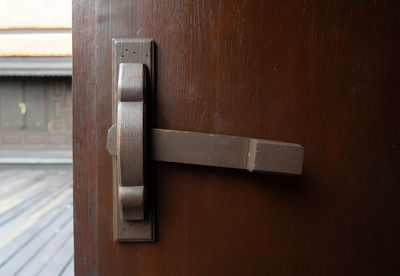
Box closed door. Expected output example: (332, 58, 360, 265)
(73, 1, 400, 275)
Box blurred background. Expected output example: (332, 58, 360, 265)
(0, 0, 71, 158)
(0, 0, 73, 275)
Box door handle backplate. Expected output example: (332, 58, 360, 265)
(110, 39, 155, 242)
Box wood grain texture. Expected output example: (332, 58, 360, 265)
(72, 0, 98, 274)
(73, 0, 400, 275)
(152, 128, 303, 175)
(108, 126, 303, 174)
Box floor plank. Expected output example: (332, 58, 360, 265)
(0, 170, 48, 200)
(60, 256, 74, 276)
(0, 169, 36, 188)
(38, 234, 74, 276)
(18, 219, 73, 276)
(0, 202, 72, 275)
(0, 166, 73, 276)
(0, 173, 70, 227)
(0, 198, 71, 267)
(0, 171, 70, 238)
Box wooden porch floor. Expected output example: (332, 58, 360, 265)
(0, 167, 73, 276)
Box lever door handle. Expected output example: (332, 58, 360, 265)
(108, 38, 304, 242)
(108, 126, 303, 175)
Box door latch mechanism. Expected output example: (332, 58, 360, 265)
(107, 38, 304, 242)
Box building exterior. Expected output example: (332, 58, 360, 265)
(0, 0, 72, 151)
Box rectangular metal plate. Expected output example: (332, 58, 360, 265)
(112, 38, 155, 242)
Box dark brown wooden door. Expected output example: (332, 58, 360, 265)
(73, 1, 400, 275)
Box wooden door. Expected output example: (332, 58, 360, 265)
(73, 1, 400, 275)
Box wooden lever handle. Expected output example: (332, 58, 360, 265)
(152, 129, 303, 175)
(108, 126, 303, 175)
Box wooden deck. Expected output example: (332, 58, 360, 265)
(0, 167, 73, 276)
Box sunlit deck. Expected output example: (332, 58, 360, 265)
(0, 167, 73, 276)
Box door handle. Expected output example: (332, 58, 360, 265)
(108, 39, 304, 242)
(108, 122, 303, 175)
(111, 63, 146, 221)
